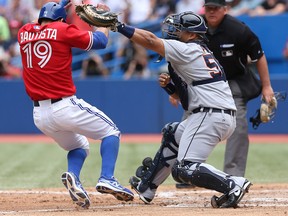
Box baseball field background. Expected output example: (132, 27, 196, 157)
(0, 134, 288, 216)
(0, 12, 288, 216)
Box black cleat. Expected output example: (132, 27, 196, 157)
(129, 176, 153, 204)
(212, 180, 252, 208)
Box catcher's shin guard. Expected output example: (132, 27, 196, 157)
(174, 162, 234, 193)
(130, 122, 179, 198)
(135, 157, 153, 178)
(129, 157, 156, 204)
(173, 161, 252, 208)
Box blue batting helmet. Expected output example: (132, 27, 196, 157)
(38, 2, 67, 24)
(162, 11, 207, 40)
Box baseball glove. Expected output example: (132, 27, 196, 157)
(75, 4, 118, 28)
(260, 96, 277, 123)
(250, 92, 286, 129)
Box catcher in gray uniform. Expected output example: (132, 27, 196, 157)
(109, 11, 252, 208)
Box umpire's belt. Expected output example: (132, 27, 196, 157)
(33, 98, 62, 107)
(192, 107, 235, 116)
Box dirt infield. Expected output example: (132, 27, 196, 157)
(0, 184, 288, 216)
(0, 134, 287, 215)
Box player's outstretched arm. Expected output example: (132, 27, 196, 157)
(130, 28, 165, 57)
(73, 2, 163, 54)
(116, 25, 165, 57)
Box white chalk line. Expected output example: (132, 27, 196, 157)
(0, 189, 287, 214)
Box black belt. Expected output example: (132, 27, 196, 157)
(192, 107, 235, 116)
(33, 98, 62, 107)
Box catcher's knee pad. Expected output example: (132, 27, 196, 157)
(173, 161, 234, 194)
(136, 122, 180, 192)
(171, 160, 183, 183)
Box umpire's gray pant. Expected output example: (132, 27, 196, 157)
(224, 80, 249, 177)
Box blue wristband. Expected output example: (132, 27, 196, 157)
(117, 23, 135, 39)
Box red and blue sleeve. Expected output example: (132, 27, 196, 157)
(64, 24, 108, 50)
(91, 31, 108, 49)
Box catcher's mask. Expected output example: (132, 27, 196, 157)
(38, 2, 67, 24)
(161, 11, 207, 40)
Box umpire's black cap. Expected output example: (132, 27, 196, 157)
(204, 0, 226, 6)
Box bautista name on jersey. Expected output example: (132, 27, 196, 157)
(19, 27, 58, 44)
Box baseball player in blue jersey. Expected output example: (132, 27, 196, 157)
(106, 9, 252, 208)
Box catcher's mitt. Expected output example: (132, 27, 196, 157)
(75, 4, 118, 28)
(260, 96, 277, 123)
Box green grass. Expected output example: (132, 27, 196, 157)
(0, 142, 287, 189)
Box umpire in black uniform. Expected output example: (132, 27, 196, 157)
(203, 0, 274, 177)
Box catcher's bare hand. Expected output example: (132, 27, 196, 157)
(159, 73, 171, 87)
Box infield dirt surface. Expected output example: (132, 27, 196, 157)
(1, 184, 288, 216)
(0, 134, 287, 215)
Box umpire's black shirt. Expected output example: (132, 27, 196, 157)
(204, 14, 264, 80)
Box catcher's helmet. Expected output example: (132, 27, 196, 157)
(162, 11, 207, 40)
(38, 2, 67, 24)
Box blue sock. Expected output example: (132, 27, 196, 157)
(67, 148, 87, 179)
(100, 135, 119, 178)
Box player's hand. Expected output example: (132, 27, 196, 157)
(159, 73, 171, 87)
(261, 85, 274, 104)
(169, 96, 179, 108)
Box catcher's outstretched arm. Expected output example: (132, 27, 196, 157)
(129, 28, 165, 57)
(74, 3, 164, 55)
(116, 24, 165, 57)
